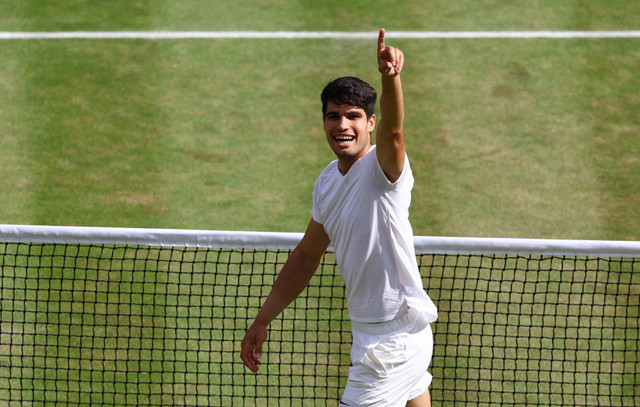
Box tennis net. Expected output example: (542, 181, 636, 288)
(0, 225, 638, 406)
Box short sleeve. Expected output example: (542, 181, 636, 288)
(372, 152, 414, 192)
(312, 181, 323, 225)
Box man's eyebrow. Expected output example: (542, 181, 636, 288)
(327, 108, 362, 115)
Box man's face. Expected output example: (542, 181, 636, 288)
(323, 101, 375, 165)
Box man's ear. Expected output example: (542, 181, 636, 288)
(368, 114, 376, 132)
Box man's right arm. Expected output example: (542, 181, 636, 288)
(240, 218, 330, 372)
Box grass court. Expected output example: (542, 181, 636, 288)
(0, 1, 639, 406)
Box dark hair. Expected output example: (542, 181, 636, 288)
(321, 76, 377, 118)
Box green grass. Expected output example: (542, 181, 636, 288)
(1, 36, 638, 239)
(0, 2, 639, 240)
(3, 1, 640, 31)
(405, 38, 640, 239)
(0, 243, 351, 405)
(0, 2, 639, 404)
(1, 243, 637, 406)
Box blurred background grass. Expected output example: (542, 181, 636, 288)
(0, 1, 638, 239)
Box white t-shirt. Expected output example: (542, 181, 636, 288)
(312, 145, 438, 323)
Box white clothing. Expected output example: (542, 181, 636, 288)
(340, 308, 434, 406)
(312, 146, 437, 323)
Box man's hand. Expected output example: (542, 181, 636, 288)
(239, 219, 329, 374)
(375, 27, 406, 182)
(377, 28, 404, 77)
(240, 321, 267, 373)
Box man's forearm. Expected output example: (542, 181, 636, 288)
(253, 248, 319, 326)
(379, 74, 405, 138)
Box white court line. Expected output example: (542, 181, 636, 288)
(1, 31, 640, 40)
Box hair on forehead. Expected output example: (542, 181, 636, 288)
(321, 76, 377, 118)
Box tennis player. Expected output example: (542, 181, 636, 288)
(241, 28, 438, 406)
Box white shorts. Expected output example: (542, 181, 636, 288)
(340, 307, 434, 407)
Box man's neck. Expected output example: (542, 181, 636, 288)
(337, 144, 373, 175)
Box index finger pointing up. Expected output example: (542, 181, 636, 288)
(378, 28, 386, 52)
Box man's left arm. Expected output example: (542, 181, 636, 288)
(375, 28, 406, 183)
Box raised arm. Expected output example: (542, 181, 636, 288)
(375, 28, 406, 183)
(240, 218, 330, 373)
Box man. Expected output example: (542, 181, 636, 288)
(241, 28, 438, 406)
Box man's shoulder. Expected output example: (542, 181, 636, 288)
(318, 159, 338, 177)
(314, 160, 338, 188)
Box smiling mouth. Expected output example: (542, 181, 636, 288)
(335, 135, 355, 143)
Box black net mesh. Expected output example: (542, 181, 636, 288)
(0, 241, 638, 406)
